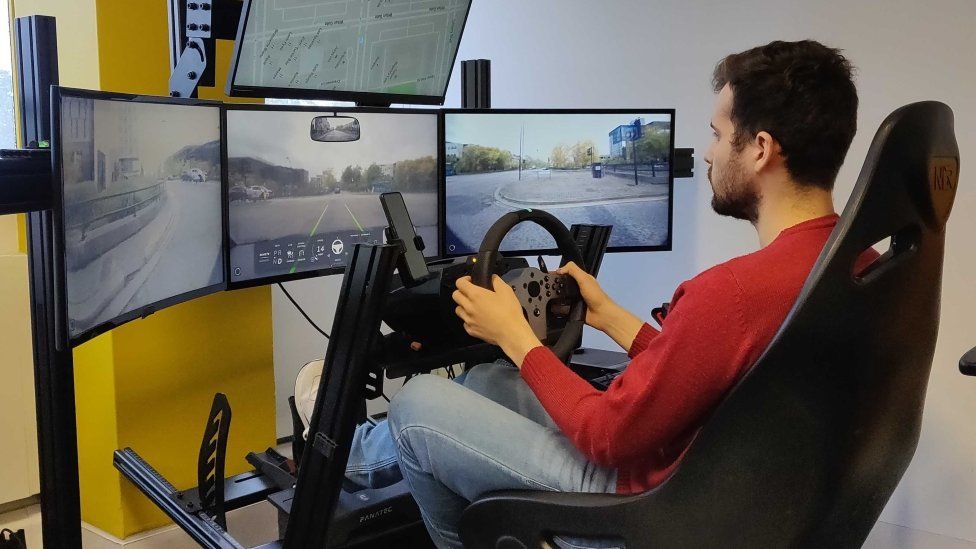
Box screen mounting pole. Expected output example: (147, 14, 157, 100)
(14, 14, 85, 548)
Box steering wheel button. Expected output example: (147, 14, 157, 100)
(533, 308, 541, 317)
(527, 280, 542, 298)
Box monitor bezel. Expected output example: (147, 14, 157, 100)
(225, 0, 474, 106)
(223, 102, 445, 290)
(439, 108, 676, 258)
(52, 86, 228, 348)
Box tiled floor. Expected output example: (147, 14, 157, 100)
(2, 502, 976, 549)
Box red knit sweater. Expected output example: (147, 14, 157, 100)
(521, 215, 866, 494)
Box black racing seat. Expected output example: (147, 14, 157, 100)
(459, 101, 960, 548)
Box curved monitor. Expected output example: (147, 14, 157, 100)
(53, 88, 225, 345)
(442, 109, 675, 256)
(225, 105, 440, 287)
(227, 0, 473, 105)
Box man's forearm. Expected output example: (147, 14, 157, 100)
(501, 326, 545, 368)
(599, 304, 646, 353)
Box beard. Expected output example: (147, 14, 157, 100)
(709, 154, 759, 222)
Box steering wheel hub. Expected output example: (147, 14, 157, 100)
(470, 210, 586, 363)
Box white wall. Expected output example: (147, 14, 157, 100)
(272, 0, 976, 540)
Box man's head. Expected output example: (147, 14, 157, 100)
(704, 40, 858, 222)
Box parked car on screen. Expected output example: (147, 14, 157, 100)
(182, 168, 207, 182)
(229, 185, 248, 202)
(247, 185, 273, 200)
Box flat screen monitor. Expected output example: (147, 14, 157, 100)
(225, 106, 440, 286)
(442, 109, 675, 256)
(53, 88, 225, 344)
(227, 0, 473, 105)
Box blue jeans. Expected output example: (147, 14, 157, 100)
(345, 360, 620, 549)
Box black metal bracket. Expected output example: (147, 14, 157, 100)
(674, 148, 694, 178)
(114, 448, 245, 549)
(168, 0, 243, 97)
(0, 148, 52, 215)
(284, 243, 400, 547)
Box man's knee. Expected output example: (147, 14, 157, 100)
(461, 360, 518, 393)
(388, 374, 456, 436)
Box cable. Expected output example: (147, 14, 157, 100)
(277, 282, 330, 339)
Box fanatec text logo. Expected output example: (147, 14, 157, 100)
(359, 506, 393, 523)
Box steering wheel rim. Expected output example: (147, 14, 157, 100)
(470, 210, 585, 363)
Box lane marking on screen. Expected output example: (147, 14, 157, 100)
(310, 202, 331, 237)
(344, 202, 364, 232)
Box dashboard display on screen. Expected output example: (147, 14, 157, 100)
(57, 90, 224, 341)
(443, 110, 674, 256)
(228, 0, 472, 105)
(226, 107, 440, 284)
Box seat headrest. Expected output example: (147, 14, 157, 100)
(855, 101, 959, 232)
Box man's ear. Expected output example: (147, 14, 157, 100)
(752, 131, 780, 174)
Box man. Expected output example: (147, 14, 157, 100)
(327, 40, 861, 548)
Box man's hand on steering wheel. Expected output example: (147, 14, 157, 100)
(453, 275, 543, 366)
(554, 261, 618, 332)
(556, 261, 646, 354)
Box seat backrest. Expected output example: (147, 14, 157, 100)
(634, 102, 959, 548)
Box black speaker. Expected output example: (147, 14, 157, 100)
(461, 59, 491, 109)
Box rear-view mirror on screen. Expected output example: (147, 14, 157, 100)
(226, 108, 440, 284)
(443, 110, 674, 255)
(311, 116, 361, 142)
(58, 93, 224, 340)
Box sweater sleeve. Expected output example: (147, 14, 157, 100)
(628, 323, 660, 358)
(520, 266, 751, 468)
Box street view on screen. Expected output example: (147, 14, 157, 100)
(60, 97, 224, 338)
(444, 112, 673, 254)
(233, 0, 471, 97)
(226, 109, 438, 282)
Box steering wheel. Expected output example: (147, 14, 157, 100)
(470, 210, 586, 363)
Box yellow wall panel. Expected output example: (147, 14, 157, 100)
(111, 288, 276, 535)
(0, 214, 18, 253)
(72, 332, 124, 536)
(94, 0, 167, 96)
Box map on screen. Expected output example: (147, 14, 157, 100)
(231, 0, 471, 99)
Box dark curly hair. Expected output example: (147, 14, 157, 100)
(713, 40, 858, 190)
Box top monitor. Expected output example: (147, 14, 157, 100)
(227, 0, 473, 105)
(442, 109, 675, 256)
